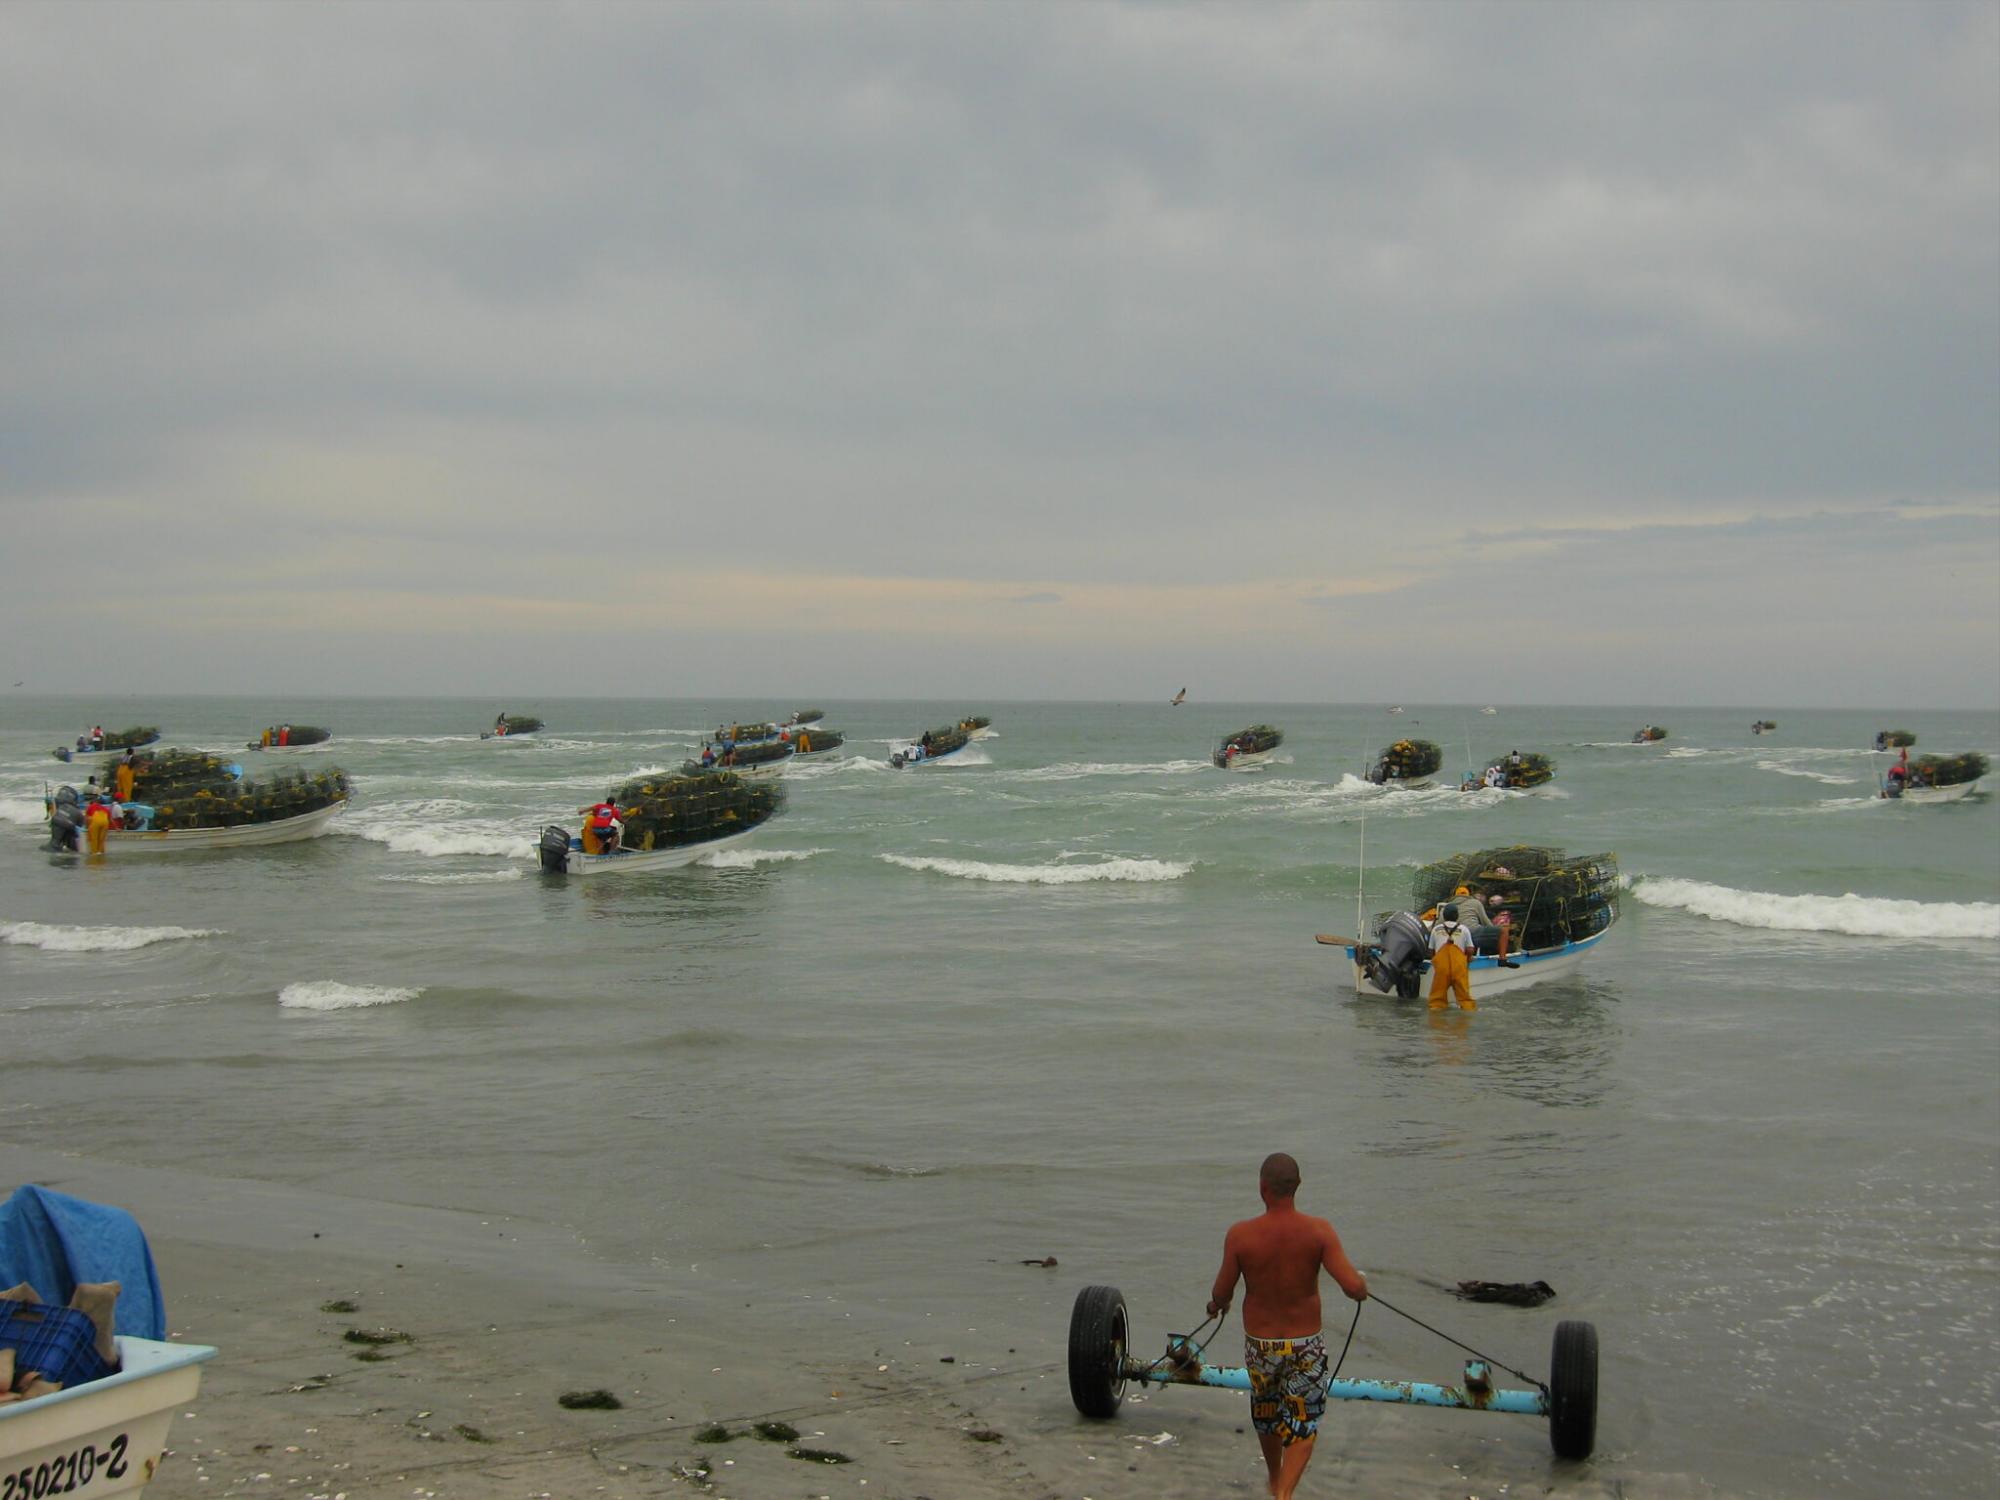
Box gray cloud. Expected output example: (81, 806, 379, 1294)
(1, 1, 1994, 703)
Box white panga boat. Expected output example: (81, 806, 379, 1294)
(102, 802, 347, 850)
(957, 715, 996, 740)
(1326, 923, 1615, 999)
(1213, 725, 1283, 772)
(0, 1336, 215, 1497)
(1366, 739, 1443, 789)
(537, 823, 762, 876)
(1880, 752, 1987, 804)
(890, 725, 972, 768)
(1323, 844, 1620, 1000)
(51, 731, 162, 766)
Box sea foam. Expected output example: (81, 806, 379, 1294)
(699, 847, 827, 869)
(1627, 877, 1998, 940)
(279, 981, 422, 1010)
(880, 853, 1192, 884)
(0, 921, 221, 953)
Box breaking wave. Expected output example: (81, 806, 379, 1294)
(0, 797, 47, 826)
(279, 981, 423, 1011)
(880, 853, 1192, 884)
(378, 869, 526, 885)
(1757, 760, 1859, 786)
(1, 921, 221, 953)
(1626, 877, 1998, 940)
(698, 847, 827, 869)
(335, 804, 533, 859)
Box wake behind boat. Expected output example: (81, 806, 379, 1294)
(1325, 844, 1619, 1001)
(538, 770, 784, 876)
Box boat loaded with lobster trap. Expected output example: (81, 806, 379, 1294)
(44, 751, 351, 855)
(537, 770, 785, 877)
(1367, 738, 1442, 787)
(889, 725, 970, 768)
(1324, 844, 1620, 1000)
(1213, 725, 1283, 771)
(1066, 1284, 1598, 1460)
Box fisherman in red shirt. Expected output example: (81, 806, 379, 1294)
(576, 796, 630, 856)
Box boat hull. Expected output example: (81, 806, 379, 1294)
(1347, 927, 1612, 999)
(1216, 748, 1279, 772)
(51, 742, 159, 765)
(1893, 780, 1983, 804)
(543, 825, 762, 877)
(1377, 776, 1435, 790)
(0, 1336, 215, 1496)
(100, 802, 346, 851)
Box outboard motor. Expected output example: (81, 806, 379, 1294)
(537, 824, 575, 874)
(47, 786, 82, 853)
(1361, 910, 1429, 998)
(889, 751, 908, 769)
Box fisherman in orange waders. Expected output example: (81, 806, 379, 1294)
(84, 793, 114, 855)
(1428, 903, 1477, 1011)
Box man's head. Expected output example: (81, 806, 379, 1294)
(1259, 1152, 1301, 1202)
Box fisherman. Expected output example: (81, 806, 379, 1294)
(114, 750, 136, 804)
(261, 727, 273, 748)
(494, 713, 509, 737)
(1506, 749, 1524, 774)
(90, 725, 105, 750)
(577, 796, 629, 856)
(84, 790, 115, 855)
(279, 724, 292, 747)
(1452, 884, 1516, 967)
(1428, 903, 1477, 1010)
(699, 743, 717, 768)
(1206, 1152, 1368, 1500)
(1483, 764, 1506, 790)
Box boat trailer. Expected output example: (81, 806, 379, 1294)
(1066, 1284, 1598, 1459)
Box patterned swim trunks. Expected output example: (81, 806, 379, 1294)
(1245, 1333, 1329, 1444)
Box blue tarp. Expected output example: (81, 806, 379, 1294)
(0, 1185, 166, 1339)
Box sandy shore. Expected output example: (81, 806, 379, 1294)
(4, 1146, 1713, 1499)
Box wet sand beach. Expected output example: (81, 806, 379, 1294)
(6, 1145, 1709, 1500)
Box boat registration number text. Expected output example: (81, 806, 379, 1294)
(5, 1435, 129, 1500)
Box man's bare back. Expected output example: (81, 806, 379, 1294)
(1208, 1152, 1366, 1335)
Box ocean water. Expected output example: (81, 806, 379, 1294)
(3, 696, 1996, 1497)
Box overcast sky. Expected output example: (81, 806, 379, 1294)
(3, 1, 1995, 707)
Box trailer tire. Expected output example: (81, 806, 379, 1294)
(1068, 1285, 1130, 1419)
(1548, 1319, 1598, 1459)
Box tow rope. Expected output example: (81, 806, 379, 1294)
(1366, 1292, 1547, 1394)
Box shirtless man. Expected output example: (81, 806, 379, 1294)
(1207, 1152, 1368, 1499)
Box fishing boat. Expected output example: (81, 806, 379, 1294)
(1873, 728, 1916, 751)
(1323, 844, 1619, 1000)
(1213, 725, 1283, 772)
(1750, 720, 1777, 735)
(1481, 706, 1498, 715)
(245, 724, 331, 751)
(785, 708, 825, 728)
(890, 725, 970, 768)
(1632, 725, 1668, 743)
(1881, 752, 1988, 804)
(51, 728, 161, 765)
(0, 1336, 216, 1496)
(786, 726, 844, 757)
(481, 715, 543, 739)
(682, 737, 795, 780)
(1367, 739, 1442, 788)
(1463, 751, 1555, 791)
(958, 714, 995, 740)
(537, 770, 783, 877)
(44, 756, 351, 855)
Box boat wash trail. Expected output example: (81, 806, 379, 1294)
(2, 695, 1996, 1499)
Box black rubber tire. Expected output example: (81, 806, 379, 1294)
(1067, 1285, 1130, 1419)
(1548, 1319, 1599, 1459)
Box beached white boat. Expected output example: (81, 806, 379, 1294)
(537, 824, 761, 876)
(0, 1336, 215, 1497)
(97, 802, 346, 852)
